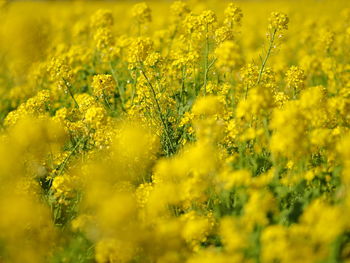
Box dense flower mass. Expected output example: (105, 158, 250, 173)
(0, 0, 350, 262)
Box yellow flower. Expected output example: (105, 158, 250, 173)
(92, 74, 116, 99)
(170, 1, 190, 20)
(131, 2, 152, 24)
(90, 9, 114, 29)
(192, 95, 224, 117)
(286, 66, 306, 94)
(215, 40, 243, 72)
(268, 12, 289, 32)
(84, 106, 107, 129)
(224, 3, 243, 27)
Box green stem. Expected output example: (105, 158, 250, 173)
(203, 58, 217, 95)
(180, 66, 187, 106)
(203, 26, 210, 95)
(109, 62, 126, 110)
(256, 29, 277, 85)
(244, 84, 249, 100)
(293, 86, 297, 99)
(131, 72, 137, 104)
(63, 78, 79, 108)
(102, 90, 113, 111)
(140, 68, 175, 155)
(56, 136, 86, 177)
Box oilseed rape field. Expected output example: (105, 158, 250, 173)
(1, 0, 350, 262)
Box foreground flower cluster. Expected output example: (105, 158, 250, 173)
(1, 0, 350, 262)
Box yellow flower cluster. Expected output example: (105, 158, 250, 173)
(286, 66, 306, 95)
(131, 2, 152, 25)
(91, 74, 116, 99)
(268, 11, 289, 32)
(0, 1, 350, 263)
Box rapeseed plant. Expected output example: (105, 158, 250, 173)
(0, 1, 350, 262)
